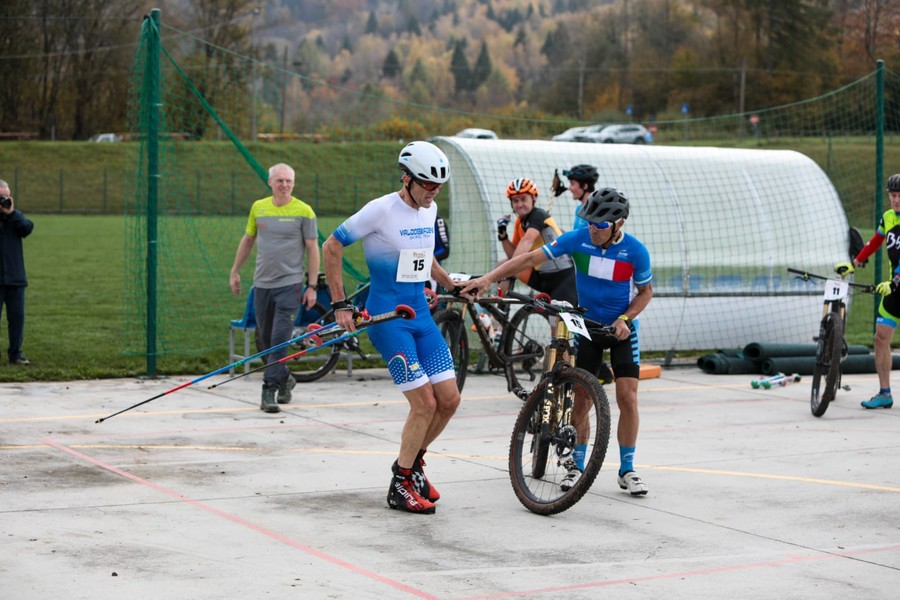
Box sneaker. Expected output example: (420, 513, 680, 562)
(617, 471, 648, 496)
(560, 458, 581, 492)
(260, 386, 280, 413)
(394, 456, 441, 502)
(387, 472, 436, 514)
(9, 357, 31, 366)
(861, 393, 894, 409)
(277, 374, 296, 404)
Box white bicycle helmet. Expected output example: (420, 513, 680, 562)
(398, 141, 450, 184)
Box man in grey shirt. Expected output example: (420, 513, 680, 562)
(230, 164, 320, 413)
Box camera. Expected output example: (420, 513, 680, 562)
(0, 195, 11, 209)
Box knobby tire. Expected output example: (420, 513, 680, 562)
(509, 366, 611, 515)
(502, 304, 553, 398)
(433, 308, 469, 392)
(811, 312, 843, 417)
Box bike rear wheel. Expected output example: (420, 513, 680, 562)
(509, 366, 611, 515)
(289, 304, 342, 383)
(502, 304, 553, 399)
(811, 312, 843, 417)
(433, 308, 469, 392)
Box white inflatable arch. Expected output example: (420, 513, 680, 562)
(434, 137, 849, 351)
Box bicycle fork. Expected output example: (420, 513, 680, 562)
(539, 320, 577, 458)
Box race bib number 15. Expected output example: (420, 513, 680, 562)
(396, 248, 434, 282)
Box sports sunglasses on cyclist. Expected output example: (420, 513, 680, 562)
(414, 178, 441, 191)
(588, 221, 612, 230)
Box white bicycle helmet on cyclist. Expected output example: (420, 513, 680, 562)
(398, 141, 450, 184)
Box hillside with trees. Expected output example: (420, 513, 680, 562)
(1, 0, 898, 139)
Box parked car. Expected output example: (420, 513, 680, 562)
(584, 124, 653, 144)
(551, 124, 607, 142)
(89, 133, 122, 143)
(551, 126, 587, 142)
(453, 128, 498, 139)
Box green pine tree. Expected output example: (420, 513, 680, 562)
(472, 41, 492, 89)
(365, 10, 378, 35)
(450, 40, 471, 93)
(383, 49, 402, 79)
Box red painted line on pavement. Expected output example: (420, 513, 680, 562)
(42, 438, 439, 600)
(448, 544, 900, 600)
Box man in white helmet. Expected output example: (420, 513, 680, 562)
(323, 141, 466, 514)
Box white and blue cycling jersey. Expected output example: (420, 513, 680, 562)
(332, 192, 455, 390)
(333, 192, 436, 317)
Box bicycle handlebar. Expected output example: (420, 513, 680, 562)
(503, 290, 589, 316)
(787, 267, 876, 293)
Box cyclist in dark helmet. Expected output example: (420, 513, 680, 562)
(463, 187, 653, 496)
(834, 173, 900, 410)
(552, 164, 600, 230)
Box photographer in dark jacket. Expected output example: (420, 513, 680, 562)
(0, 179, 34, 366)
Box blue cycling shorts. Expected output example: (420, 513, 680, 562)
(367, 316, 456, 391)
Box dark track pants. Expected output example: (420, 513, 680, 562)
(254, 284, 302, 389)
(0, 285, 26, 363)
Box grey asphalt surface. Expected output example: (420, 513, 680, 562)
(1, 364, 899, 599)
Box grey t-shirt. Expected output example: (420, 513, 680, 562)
(245, 196, 317, 288)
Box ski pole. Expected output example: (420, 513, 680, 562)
(95, 305, 414, 423)
(207, 304, 416, 389)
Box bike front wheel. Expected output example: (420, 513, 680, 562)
(502, 304, 553, 398)
(811, 312, 843, 417)
(509, 366, 611, 515)
(433, 308, 469, 392)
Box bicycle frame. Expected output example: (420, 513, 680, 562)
(432, 292, 551, 398)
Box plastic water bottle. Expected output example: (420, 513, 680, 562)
(472, 312, 495, 338)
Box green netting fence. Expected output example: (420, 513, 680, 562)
(112, 10, 900, 375)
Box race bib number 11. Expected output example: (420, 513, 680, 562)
(396, 249, 434, 282)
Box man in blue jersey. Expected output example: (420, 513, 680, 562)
(462, 188, 653, 496)
(323, 141, 464, 514)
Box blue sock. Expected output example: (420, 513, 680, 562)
(619, 446, 635, 476)
(573, 444, 587, 471)
(880, 388, 892, 397)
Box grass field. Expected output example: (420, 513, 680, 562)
(0, 137, 896, 382)
(0, 211, 884, 383)
(0, 214, 375, 383)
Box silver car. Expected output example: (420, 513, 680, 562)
(583, 124, 652, 144)
(551, 124, 607, 142)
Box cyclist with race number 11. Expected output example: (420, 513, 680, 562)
(834, 173, 900, 410)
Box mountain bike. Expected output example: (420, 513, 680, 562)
(428, 282, 553, 399)
(787, 267, 875, 417)
(502, 291, 612, 515)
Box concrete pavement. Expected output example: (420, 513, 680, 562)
(1, 366, 898, 599)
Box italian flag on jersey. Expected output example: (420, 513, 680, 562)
(572, 252, 634, 281)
